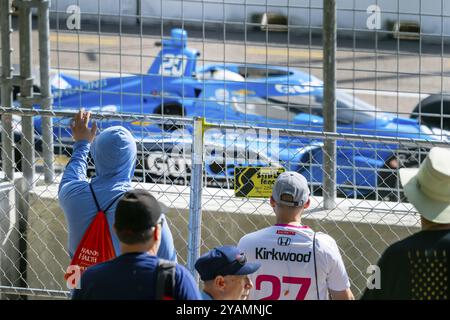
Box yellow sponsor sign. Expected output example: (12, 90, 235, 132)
(234, 167, 285, 198)
(36, 155, 70, 167)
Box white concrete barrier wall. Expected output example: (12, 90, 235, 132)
(48, 0, 450, 40)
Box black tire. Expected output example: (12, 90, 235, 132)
(153, 103, 185, 131)
(10, 85, 40, 101)
(376, 149, 428, 202)
(376, 161, 402, 202)
(0, 140, 23, 172)
(0, 85, 40, 113)
(411, 93, 450, 130)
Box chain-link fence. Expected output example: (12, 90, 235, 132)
(1, 107, 447, 299)
(2, 0, 450, 299)
(0, 108, 198, 299)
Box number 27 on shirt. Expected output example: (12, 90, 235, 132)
(256, 274, 311, 300)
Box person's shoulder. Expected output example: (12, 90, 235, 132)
(175, 264, 201, 291)
(315, 232, 339, 248)
(175, 263, 193, 278)
(155, 257, 182, 279)
(382, 232, 422, 256)
(239, 226, 273, 244)
(314, 232, 346, 261)
(83, 261, 109, 274)
(82, 259, 116, 279)
(173, 264, 202, 299)
(58, 180, 90, 200)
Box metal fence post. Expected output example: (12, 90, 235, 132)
(1, 0, 15, 180)
(18, 0, 35, 188)
(323, 0, 337, 209)
(16, 1, 34, 300)
(187, 117, 205, 282)
(0, 178, 28, 300)
(15, 177, 29, 300)
(37, 0, 54, 183)
(0, 181, 15, 300)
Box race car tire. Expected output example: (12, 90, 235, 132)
(376, 162, 402, 202)
(375, 149, 427, 202)
(411, 93, 450, 130)
(0, 141, 23, 172)
(0, 85, 40, 104)
(154, 102, 185, 131)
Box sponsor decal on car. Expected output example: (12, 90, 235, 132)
(233, 89, 256, 96)
(146, 151, 190, 177)
(131, 120, 153, 127)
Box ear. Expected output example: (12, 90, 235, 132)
(214, 276, 226, 291)
(270, 196, 276, 208)
(304, 198, 311, 209)
(153, 224, 161, 241)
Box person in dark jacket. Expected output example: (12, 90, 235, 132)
(362, 147, 450, 300)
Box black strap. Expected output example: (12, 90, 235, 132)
(88, 184, 123, 214)
(155, 259, 176, 300)
(313, 232, 320, 300)
(88, 184, 102, 212)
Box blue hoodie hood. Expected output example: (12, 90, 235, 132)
(90, 126, 137, 180)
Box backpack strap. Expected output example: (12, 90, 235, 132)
(103, 193, 123, 214)
(313, 232, 320, 300)
(88, 184, 123, 214)
(155, 258, 176, 300)
(88, 183, 102, 212)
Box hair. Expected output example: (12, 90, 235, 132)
(276, 203, 303, 215)
(277, 195, 304, 211)
(115, 227, 154, 245)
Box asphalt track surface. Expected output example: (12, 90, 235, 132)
(6, 16, 450, 117)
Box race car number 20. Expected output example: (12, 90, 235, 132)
(160, 54, 187, 76)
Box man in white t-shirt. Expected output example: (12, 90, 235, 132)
(238, 171, 354, 300)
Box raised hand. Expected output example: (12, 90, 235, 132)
(71, 109, 97, 143)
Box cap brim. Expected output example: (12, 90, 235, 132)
(400, 168, 450, 223)
(234, 262, 261, 276)
(158, 201, 169, 215)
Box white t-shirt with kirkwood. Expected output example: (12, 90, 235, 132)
(238, 224, 350, 300)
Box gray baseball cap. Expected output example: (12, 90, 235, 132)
(272, 171, 310, 207)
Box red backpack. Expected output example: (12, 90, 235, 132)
(65, 184, 122, 287)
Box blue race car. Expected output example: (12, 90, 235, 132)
(9, 28, 448, 199)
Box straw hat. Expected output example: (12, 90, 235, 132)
(399, 147, 450, 224)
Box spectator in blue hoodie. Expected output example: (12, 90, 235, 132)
(58, 109, 177, 261)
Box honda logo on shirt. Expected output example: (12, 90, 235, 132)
(277, 237, 291, 246)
